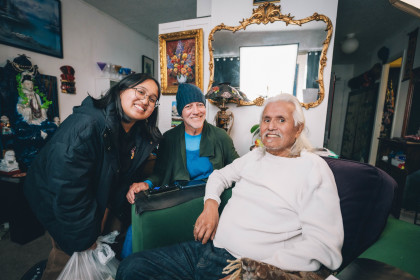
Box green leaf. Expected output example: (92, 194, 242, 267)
(250, 124, 260, 134)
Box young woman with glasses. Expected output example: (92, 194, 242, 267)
(23, 73, 162, 280)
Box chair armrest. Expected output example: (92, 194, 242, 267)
(132, 188, 232, 253)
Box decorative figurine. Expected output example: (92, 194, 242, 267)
(0, 54, 60, 171)
(60, 65, 76, 94)
(16, 72, 49, 125)
(1, 116, 12, 135)
(0, 150, 20, 175)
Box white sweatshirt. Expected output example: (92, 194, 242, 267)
(204, 148, 344, 271)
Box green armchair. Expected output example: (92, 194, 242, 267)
(132, 189, 232, 252)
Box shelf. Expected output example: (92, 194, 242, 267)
(375, 138, 420, 219)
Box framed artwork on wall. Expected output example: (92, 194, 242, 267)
(37, 74, 60, 121)
(402, 28, 418, 82)
(159, 28, 203, 95)
(0, 0, 63, 58)
(142, 55, 154, 77)
(253, 0, 280, 5)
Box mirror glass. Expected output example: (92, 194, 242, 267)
(208, 3, 333, 109)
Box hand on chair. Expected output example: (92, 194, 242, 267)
(193, 199, 219, 244)
(126, 182, 149, 204)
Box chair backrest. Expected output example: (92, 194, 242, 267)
(322, 157, 397, 269)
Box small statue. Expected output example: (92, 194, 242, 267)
(53, 116, 60, 127)
(1, 116, 12, 135)
(16, 72, 48, 125)
(0, 150, 20, 174)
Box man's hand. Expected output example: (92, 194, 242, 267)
(194, 199, 219, 244)
(126, 182, 149, 204)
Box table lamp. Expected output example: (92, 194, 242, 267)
(205, 82, 246, 134)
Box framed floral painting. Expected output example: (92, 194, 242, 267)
(159, 29, 203, 95)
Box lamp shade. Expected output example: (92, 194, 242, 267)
(205, 82, 248, 104)
(341, 33, 359, 54)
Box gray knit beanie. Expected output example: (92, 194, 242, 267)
(176, 83, 206, 115)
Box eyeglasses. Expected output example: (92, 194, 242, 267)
(131, 88, 160, 108)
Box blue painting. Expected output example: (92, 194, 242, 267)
(0, 0, 63, 58)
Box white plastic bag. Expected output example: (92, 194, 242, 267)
(57, 231, 120, 280)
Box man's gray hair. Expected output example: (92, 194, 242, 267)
(261, 93, 312, 156)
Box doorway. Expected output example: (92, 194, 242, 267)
(368, 57, 402, 165)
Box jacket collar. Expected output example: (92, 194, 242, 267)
(199, 121, 215, 158)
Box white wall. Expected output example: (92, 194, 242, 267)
(159, 0, 339, 156)
(0, 0, 157, 121)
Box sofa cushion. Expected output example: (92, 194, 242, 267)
(322, 157, 396, 269)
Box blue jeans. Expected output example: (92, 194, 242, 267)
(116, 240, 235, 280)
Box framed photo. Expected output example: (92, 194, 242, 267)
(159, 29, 203, 95)
(37, 74, 60, 120)
(142, 55, 154, 77)
(402, 28, 418, 81)
(0, 0, 63, 58)
(253, 0, 280, 5)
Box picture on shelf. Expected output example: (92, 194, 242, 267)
(159, 29, 203, 95)
(171, 101, 182, 127)
(0, 0, 63, 58)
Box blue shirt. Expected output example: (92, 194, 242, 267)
(185, 133, 213, 180)
(145, 132, 213, 188)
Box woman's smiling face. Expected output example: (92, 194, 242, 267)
(120, 79, 158, 123)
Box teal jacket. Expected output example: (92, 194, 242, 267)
(147, 121, 239, 186)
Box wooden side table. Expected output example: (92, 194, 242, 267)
(375, 138, 420, 218)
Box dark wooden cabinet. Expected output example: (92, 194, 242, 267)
(0, 176, 45, 244)
(341, 84, 379, 162)
(375, 138, 420, 218)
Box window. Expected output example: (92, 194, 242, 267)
(240, 44, 298, 100)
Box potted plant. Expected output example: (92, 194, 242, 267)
(250, 124, 263, 150)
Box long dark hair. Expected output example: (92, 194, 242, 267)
(92, 73, 162, 142)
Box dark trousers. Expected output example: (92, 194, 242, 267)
(116, 240, 235, 280)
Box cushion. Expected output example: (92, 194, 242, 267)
(322, 157, 396, 269)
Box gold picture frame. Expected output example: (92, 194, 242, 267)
(159, 29, 204, 95)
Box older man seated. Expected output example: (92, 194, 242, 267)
(116, 93, 344, 280)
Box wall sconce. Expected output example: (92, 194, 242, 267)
(341, 33, 359, 54)
(205, 83, 244, 134)
(390, 0, 420, 18)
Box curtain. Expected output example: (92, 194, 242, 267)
(214, 57, 240, 87)
(306, 51, 321, 89)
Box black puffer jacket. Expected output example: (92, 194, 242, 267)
(24, 97, 158, 255)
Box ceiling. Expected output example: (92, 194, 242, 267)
(82, 0, 420, 65)
(82, 0, 197, 42)
(333, 0, 419, 65)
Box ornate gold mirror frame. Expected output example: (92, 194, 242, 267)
(207, 3, 333, 109)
